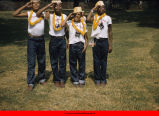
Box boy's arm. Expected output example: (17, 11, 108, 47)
(82, 32, 88, 53)
(108, 24, 113, 53)
(36, 2, 54, 19)
(65, 25, 70, 49)
(86, 6, 97, 22)
(12, 2, 32, 17)
(62, 13, 74, 27)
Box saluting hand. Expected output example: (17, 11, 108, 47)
(68, 13, 74, 18)
(48, 2, 55, 8)
(25, 1, 32, 8)
(91, 6, 98, 12)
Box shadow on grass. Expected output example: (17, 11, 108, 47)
(149, 33, 159, 64)
(108, 9, 159, 28)
(0, 9, 159, 46)
(87, 71, 109, 82)
(34, 70, 52, 86)
(0, 18, 27, 46)
(0, 18, 50, 46)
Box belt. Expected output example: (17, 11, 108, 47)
(51, 35, 65, 39)
(95, 38, 108, 41)
(70, 42, 84, 46)
(29, 34, 44, 38)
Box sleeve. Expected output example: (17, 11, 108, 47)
(67, 20, 71, 27)
(83, 16, 86, 22)
(63, 14, 67, 20)
(27, 11, 30, 18)
(108, 16, 112, 25)
(42, 11, 45, 17)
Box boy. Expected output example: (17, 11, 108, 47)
(13, 0, 46, 91)
(37, 0, 67, 88)
(87, 1, 113, 86)
(62, 7, 88, 87)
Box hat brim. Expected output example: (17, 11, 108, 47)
(32, 0, 40, 2)
(73, 12, 84, 14)
(52, 1, 62, 3)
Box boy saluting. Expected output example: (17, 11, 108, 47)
(37, 0, 67, 88)
(87, 1, 113, 86)
(62, 7, 88, 87)
(13, 0, 46, 91)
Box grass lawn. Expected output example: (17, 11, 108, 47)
(0, 10, 159, 110)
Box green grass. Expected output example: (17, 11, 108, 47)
(0, 10, 159, 110)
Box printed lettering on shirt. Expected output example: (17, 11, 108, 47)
(99, 22, 104, 30)
(75, 31, 80, 37)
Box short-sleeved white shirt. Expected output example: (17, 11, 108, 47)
(91, 15, 112, 39)
(48, 13, 67, 36)
(27, 11, 45, 36)
(67, 20, 87, 45)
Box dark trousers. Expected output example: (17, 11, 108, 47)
(93, 38, 109, 84)
(69, 42, 86, 84)
(49, 36, 66, 82)
(27, 36, 46, 85)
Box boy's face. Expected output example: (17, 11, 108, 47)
(74, 12, 82, 22)
(97, 5, 105, 14)
(32, 2, 40, 11)
(54, 3, 62, 13)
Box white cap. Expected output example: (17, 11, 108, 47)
(73, 7, 84, 14)
(31, 0, 40, 2)
(52, 0, 62, 4)
(95, 1, 104, 7)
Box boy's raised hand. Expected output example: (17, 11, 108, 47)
(48, 2, 55, 8)
(92, 6, 98, 12)
(25, 1, 32, 8)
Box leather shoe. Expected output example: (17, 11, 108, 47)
(28, 85, 33, 91)
(54, 82, 60, 87)
(60, 81, 65, 88)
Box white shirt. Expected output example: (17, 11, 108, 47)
(91, 15, 112, 39)
(27, 11, 44, 36)
(82, 16, 86, 22)
(67, 20, 87, 45)
(48, 13, 67, 36)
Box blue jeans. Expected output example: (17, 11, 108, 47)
(27, 36, 46, 85)
(49, 36, 66, 82)
(69, 42, 86, 85)
(93, 38, 109, 84)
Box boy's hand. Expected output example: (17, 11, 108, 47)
(108, 45, 112, 53)
(25, 1, 32, 8)
(67, 43, 70, 49)
(91, 6, 98, 12)
(48, 2, 54, 8)
(82, 44, 87, 53)
(68, 13, 74, 18)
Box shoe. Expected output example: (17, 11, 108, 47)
(101, 81, 107, 87)
(79, 83, 85, 87)
(54, 82, 60, 87)
(40, 81, 46, 85)
(79, 80, 85, 87)
(95, 83, 100, 86)
(28, 85, 33, 91)
(95, 81, 100, 86)
(60, 81, 65, 88)
(73, 84, 79, 87)
(73, 82, 79, 87)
